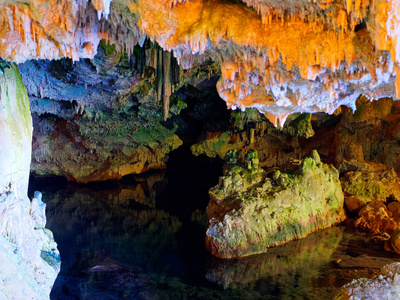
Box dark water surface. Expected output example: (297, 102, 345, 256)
(29, 147, 400, 300)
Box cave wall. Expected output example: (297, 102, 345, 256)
(0, 64, 60, 299)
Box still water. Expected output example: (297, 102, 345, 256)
(28, 148, 400, 300)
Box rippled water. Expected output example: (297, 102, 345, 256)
(29, 148, 400, 300)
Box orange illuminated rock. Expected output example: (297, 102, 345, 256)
(0, 0, 399, 120)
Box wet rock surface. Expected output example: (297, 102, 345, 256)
(30, 168, 400, 300)
(0, 192, 60, 300)
(336, 262, 400, 299)
(205, 150, 345, 258)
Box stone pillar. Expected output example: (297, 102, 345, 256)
(0, 64, 32, 196)
(0, 64, 60, 300)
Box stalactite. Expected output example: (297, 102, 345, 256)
(395, 64, 400, 99)
(0, 0, 398, 124)
(172, 61, 180, 86)
(157, 47, 163, 102)
(162, 50, 172, 121)
(249, 128, 255, 144)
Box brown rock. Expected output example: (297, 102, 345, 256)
(387, 202, 400, 220)
(388, 230, 400, 255)
(355, 201, 397, 235)
(344, 195, 372, 213)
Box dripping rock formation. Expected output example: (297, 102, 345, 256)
(0, 0, 399, 123)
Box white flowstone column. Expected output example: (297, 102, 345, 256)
(0, 64, 60, 300)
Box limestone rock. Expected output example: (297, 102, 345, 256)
(0, 192, 60, 299)
(0, 65, 60, 299)
(388, 229, 400, 255)
(30, 190, 46, 228)
(21, 51, 183, 183)
(0, 0, 398, 120)
(355, 201, 398, 235)
(0, 64, 32, 195)
(388, 202, 400, 219)
(335, 99, 400, 176)
(336, 262, 400, 300)
(341, 168, 400, 201)
(205, 150, 345, 259)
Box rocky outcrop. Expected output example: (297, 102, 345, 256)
(341, 168, 400, 202)
(205, 150, 345, 258)
(0, 192, 60, 299)
(0, 65, 60, 299)
(191, 108, 339, 169)
(336, 263, 400, 300)
(21, 43, 184, 182)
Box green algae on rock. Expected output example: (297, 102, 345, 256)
(205, 149, 345, 259)
(341, 168, 400, 201)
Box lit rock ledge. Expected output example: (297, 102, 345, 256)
(0, 191, 60, 300)
(336, 262, 400, 299)
(205, 149, 345, 259)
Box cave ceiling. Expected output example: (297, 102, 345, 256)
(0, 0, 399, 125)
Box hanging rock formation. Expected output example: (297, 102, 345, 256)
(19, 42, 183, 183)
(0, 0, 398, 122)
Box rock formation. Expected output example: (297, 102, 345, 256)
(19, 42, 185, 182)
(0, 0, 398, 123)
(0, 0, 400, 295)
(205, 149, 345, 258)
(0, 65, 60, 299)
(336, 262, 400, 299)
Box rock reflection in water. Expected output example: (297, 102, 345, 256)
(207, 227, 343, 297)
(31, 170, 400, 300)
(38, 172, 183, 299)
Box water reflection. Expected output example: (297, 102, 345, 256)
(28, 169, 400, 300)
(206, 227, 343, 298)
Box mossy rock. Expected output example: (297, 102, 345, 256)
(206, 150, 345, 258)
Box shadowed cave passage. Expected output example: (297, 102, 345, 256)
(28, 145, 226, 299)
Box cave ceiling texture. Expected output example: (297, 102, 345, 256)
(0, 0, 399, 126)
